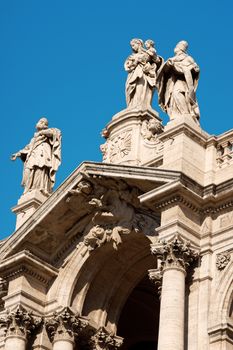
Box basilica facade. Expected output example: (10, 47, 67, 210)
(0, 40, 232, 350)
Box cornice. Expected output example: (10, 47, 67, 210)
(159, 121, 210, 147)
(0, 250, 58, 285)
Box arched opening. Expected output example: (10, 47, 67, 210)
(117, 275, 160, 350)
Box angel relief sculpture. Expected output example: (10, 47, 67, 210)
(124, 38, 163, 110)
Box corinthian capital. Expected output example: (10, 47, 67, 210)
(0, 304, 41, 339)
(151, 235, 199, 272)
(46, 307, 88, 343)
(90, 327, 123, 350)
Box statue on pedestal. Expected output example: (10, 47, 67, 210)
(157, 40, 200, 124)
(11, 117, 61, 195)
(124, 38, 163, 110)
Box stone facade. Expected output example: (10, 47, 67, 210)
(2, 40, 233, 349)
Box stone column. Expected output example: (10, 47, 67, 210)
(46, 307, 88, 350)
(0, 304, 41, 350)
(151, 235, 198, 350)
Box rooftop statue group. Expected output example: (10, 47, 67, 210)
(11, 39, 200, 197)
(125, 39, 200, 124)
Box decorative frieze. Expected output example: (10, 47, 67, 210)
(151, 235, 199, 272)
(46, 307, 88, 343)
(0, 304, 42, 340)
(216, 251, 231, 270)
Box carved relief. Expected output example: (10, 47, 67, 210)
(67, 179, 158, 251)
(46, 307, 88, 343)
(141, 118, 163, 142)
(83, 188, 136, 250)
(109, 131, 132, 163)
(0, 304, 42, 340)
(216, 252, 231, 270)
(100, 142, 109, 162)
(89, 327, 123, 350)
(148, 269, 162, 295)
(151, 235, 199, 272)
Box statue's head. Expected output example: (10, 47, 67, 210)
(130, 38, 143, 52)
(145, 39, 155, 49)
(36, 117, 48, 130)
(174, 40, 188, 54)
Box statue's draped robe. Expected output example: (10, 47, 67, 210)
(124, 51, 157, 110)
(19, 128, 61, 194)
(157, 53, 200, 122)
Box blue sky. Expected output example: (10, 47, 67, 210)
(0, 0, 232, 238)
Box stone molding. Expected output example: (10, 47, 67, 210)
(89, 326, 123, 350)
(154, 194, 200, 213)
(45, 307, 88, 343)
(151, 235, 199, 272)
(0, 304, 42, 340)
(208, 322, 233, 345)
(0, 250, 58, 286)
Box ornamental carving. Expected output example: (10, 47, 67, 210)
(83, 186, 158, 251)
(67, 179, 158, 251)
(46, 307, 88, 343)
(151, 235, 199, 272)
(100, 142, 109, 162)
(109, 131, 132, 163)
(148, 269, 162, 295)
(0, 304, 42, 339)
(83, 188, 136, 250)
(216, 252, 231, 270)
(141, 118, 163, 142)
(89, 327, 123, 350)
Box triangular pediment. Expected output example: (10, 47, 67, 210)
(0, 162, 181, 263)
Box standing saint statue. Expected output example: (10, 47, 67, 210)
(124, 38, 162, 110)
(157, 40, 200, 124)
(11, 117, 61, 195)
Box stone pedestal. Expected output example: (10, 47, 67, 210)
(100, 108, 163, 166)
(12, 190, 48, 229)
